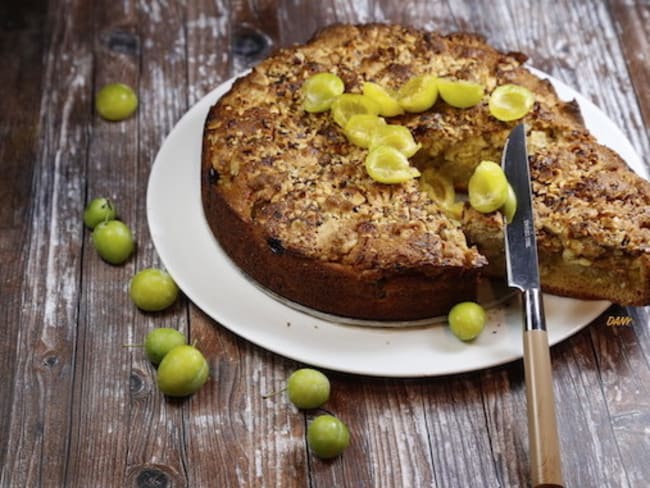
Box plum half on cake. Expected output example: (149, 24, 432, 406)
(201, 23, 650, 321)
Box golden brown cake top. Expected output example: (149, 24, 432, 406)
(203, 23, 650, 273)
(204, 24, 498, 272)
(530, 132, 650, 260)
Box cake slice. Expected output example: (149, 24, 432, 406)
(462, 132, 650, 306)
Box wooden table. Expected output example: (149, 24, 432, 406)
(2, 1, 649, 486)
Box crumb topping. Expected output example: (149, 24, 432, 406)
(204, 23, 650, 273)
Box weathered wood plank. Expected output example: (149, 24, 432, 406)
(1, 0, 92, 485)
(229, 0, 279, 73)
(183, 3, 311, 485)
(306, 375, 436, 488)
(553, 323, 632, 487)
(63, 0, 149, 485)
(589, 307, 650, 486)
(479, 365, 529, 488)
(421, 374, 503, 487)
(609, 0, 650, 141)
(184, 309, 310, 487)
(187, 2, 317, 479)
(0, 0, 47, 479)
(607, 7, 650, 483)
(127, 0, 193, 485)
(373, 0, 454, 28)
(186, 0, 231, 105)
(275, 0, 373, 46)
(626, 306, 650, 377)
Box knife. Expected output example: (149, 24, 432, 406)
(502, 123, 564, 488)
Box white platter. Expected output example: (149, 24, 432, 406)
(147, 68, 646, 377)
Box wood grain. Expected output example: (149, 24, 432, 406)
(1, 1, 649, 487)
(0, 0, 47, 479)
(1, 0, 93, 485)
(609, 0, 650, 141)
(127, 0, 189, 485)
(66, 0, 145, 485)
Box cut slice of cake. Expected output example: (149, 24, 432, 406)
(201, 23, 650, 320)
(463, 131, 650, 306)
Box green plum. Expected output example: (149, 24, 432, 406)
(286, 368, 330, 409)
(92, 220, 134, 264)
(83, 197, 117, 229)
(144, 328, 186, 365)
(130, 268, 179, 312)
(96, 83, 138, 121)
(307, 414, 350, 459)
(157, 345, 209, 397)
(448, 301, 487, 341)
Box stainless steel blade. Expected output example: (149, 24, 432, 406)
(502, 123, 541, 292)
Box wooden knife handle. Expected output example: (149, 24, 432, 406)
(523, 329, 564, 488)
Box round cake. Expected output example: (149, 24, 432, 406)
(201, 23, 650, 320)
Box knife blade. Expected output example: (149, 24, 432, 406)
(502, 123, 564, 488)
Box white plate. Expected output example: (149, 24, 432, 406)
(147, 68, 646, 377)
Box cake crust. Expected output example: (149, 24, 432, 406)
(201, 102, 481, 321)
(202, 23, 650, 320)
